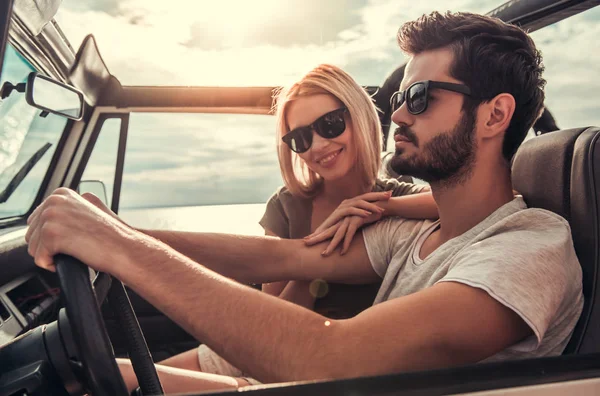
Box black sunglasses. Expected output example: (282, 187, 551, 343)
(390, 80, 472, 115)
(282, 107, 348, 153)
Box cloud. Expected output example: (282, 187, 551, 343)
(530, 7, 600, 129)
(61, 0, 121, 15)
(182, 0, 365, 49)
(56, 0, 502, 86)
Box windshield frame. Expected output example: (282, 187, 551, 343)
(0, 44, 78, 228)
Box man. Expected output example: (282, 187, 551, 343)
(25, 11, 583, 393)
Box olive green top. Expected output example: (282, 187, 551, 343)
(259, 178, 428, 319)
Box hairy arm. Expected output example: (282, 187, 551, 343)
(137, 227, 379, 285)
(114, 237, 530, 382)
(25, 189, 531, 383)
(261, 229, 289, 296)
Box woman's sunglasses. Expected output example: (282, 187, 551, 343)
(390, 80, 472, 115)
(282, 107, 348, 153)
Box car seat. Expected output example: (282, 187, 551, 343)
(511, 126, 600, 354)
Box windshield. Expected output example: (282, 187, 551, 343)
(0, 44, 67, 219)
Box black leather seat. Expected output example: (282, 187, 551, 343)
(511, 126, 600, 354)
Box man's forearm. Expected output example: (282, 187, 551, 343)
(115, 234, 353, 382)
(135, 228, 379, 286)
(137, 229, 298, 284)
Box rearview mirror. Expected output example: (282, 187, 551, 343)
(25, 72, 84, 120)
(77, 180, 109, 207)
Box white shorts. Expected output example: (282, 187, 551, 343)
(197, 344, 261, 385)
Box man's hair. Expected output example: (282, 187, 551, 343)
(397, 11, 546, 161)
(273, 64, 382, 198)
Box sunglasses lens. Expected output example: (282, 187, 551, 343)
(407, 83, 427, 114)
(283, 108, 346, 153)
(391, 92, 404, 113)
(316, 110, 346, 139)
(285, 128, 312, 153)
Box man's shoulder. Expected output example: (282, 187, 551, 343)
(363, 216, 430, 246)
(465, 204, 578, 273)
(370, 216, 429, 231)
(493, 205, 572, 236)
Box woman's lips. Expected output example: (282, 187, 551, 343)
(317, 148, 343, 167)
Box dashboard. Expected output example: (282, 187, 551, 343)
(0, 273, 60, 346)
(0, 227, 61, 348)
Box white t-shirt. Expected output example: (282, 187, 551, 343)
(362, 196, 584, 360)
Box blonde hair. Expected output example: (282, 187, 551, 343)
(274, 64, 382, 198)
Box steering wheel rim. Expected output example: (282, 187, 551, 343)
(55, 253, 129, 395)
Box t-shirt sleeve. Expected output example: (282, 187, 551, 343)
(362, 217, 425, 278)
(376, 178, 430, 197)
(259, 190, 290, 238)
(438, 211, 582, 349)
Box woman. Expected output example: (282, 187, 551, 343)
(121, 64, 438, 393)
(260, 63, 437, 314)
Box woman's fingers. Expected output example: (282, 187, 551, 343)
(322, 218, 350, 256)
(311, 207, 371, 235)
(304, 224, 339, 246)
(305, 192, 393, 250)
(350, 200, 385, 215)
(341, 218, 361, 255)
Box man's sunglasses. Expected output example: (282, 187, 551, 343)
(282, 107, 348, 153)
(390, 80, 472, 115)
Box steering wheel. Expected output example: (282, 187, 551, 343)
(55, 254, 163, 395)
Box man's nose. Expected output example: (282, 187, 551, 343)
(391, 103, 414, 126)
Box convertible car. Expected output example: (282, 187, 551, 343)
(1, 0, 600, 395)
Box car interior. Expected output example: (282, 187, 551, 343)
(1, 0, 600, 395)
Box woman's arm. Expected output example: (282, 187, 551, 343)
(304, 189, 437, 255)
(277, 281, 317, 309)
(378, 191, 438, 220)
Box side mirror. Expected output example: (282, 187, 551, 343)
(77, 180, 109, 207)
(25, 72, 84, 120)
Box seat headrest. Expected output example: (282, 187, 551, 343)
(512, 129, 580, 221)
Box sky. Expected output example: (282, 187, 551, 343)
(55, 0, 497, 86)
(45, 0, 600, 210)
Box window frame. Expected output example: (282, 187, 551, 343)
(70, 113, 130, 214)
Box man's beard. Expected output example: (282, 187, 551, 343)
(390, 109, 477, 185)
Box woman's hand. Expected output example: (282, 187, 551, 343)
(304, 191, 392, 255)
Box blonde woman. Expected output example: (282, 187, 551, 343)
(119, 64, 438, 393)
(260, 64, 437, 316)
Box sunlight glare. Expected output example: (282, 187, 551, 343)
(129, 0, 288, 47)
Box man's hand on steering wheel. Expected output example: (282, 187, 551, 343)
(25, 187, 136, 276)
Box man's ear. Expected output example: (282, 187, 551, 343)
(480, 93, 516, 139)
